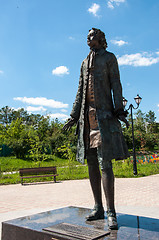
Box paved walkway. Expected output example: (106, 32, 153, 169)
(0, 174, 159, 238)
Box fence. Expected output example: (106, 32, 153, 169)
(0, 145, 12, 157)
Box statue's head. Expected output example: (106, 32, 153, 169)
(87, 28, 107, 50)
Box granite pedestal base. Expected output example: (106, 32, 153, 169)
(2, 206, 159, 240)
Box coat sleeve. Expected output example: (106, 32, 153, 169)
(108, 53, 124, 116)
(70, 61, 84, 120)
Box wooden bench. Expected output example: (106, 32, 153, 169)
(19, 166, 58, 185)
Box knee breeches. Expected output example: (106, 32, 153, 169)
(86, 147, 112, 170)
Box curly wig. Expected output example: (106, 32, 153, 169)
(89, 28, 108, 49)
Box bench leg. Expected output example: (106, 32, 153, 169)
(21, 178, 23, 185)
(54, 176, 56, 183)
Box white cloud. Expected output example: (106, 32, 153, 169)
(14, 97, 68, 109)
(11, 107, 21, 111)
(111, 39, 128, 46)
(61, 109, 68, 113)
(107, 1, 114, 9)
(52, 66, 69, 76)
(118, 52, 159, 67)
(88, 3, 100, 17)
(49, 113, 69, 121)
(107, 0, 126, 9)
(0, 70, 4, 74)
(26, 106, 47, 112)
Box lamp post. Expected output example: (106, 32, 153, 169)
(123, 94, 142, 175)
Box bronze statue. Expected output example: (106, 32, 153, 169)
(63, 28, 129, 230)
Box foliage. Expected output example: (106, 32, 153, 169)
(0, 106, 158, 185)
(57, 143, 76, 173)
(122, 109, 159, 151)
(57, 144, 76, 161)
(0, 106, 43, 126)
(144, 133, 159, 150)
(47, 119, 66, 155)
(0, 106, 13, 125)
(3, 118, 31, 158)
(134, 109, 146, 132)
(0, 106, 158, 161)
(28, 137, 49, 167)
(145, 110, 156, 124)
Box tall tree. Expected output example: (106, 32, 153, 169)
(11, 108, 29, 123)
(145, 110, 156, 133)
(4, 118, 31, 158)
(145, 110, 156, 124)
(134, 109, 146, 132)
(0, 106, 13, 125)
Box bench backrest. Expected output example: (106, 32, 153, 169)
(19, 167, 57, 176)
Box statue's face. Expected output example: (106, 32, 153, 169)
(87, 29, 100, 49)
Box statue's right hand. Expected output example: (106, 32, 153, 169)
(63, 118, 76, 131)
(118, 115, 130, 129)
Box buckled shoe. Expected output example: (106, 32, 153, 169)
(86, 205, 105, 221)
(107, 209, 118, 230)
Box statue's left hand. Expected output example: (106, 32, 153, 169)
(118, 115, 130, 129)
(63, 118, 76, 131)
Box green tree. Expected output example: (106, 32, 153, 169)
(27, 113, 43, 128)
(11, 108, 29, 123)
(37, 116, 50, 142)
(145, 110, 156, 133)
(134, 109, 146, 132)
(0, 124, 5, 143)
(145, 110, 156, 124)
(28, 135, 49, 166)
(47, 119, 66, 155)
(0, 106, 13, 125)
(4, 118, 31, 158)
(123, 109, 159, 151)
(144, 133, 158, 151)
(57, 143, 76, 173)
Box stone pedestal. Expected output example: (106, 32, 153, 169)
(2, 206, 159, 240)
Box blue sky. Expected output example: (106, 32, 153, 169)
(0, 0, 159, 121)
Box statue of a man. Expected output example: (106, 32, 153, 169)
(63, 28, 129, 230)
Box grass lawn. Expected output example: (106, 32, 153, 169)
(0, 156, 159, 185)
(112, 159, 159, 178)
(0, 155, 75, 172)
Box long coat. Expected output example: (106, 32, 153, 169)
(70, 48, 129, 164)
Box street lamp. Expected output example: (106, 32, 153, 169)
(123, 94, 142, 175)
